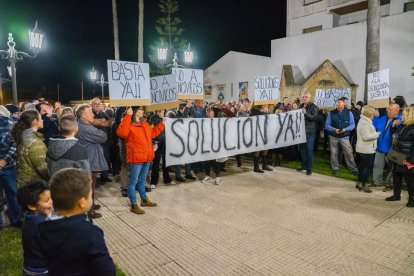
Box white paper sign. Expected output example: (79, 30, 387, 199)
(254, 76, 280, 102)
(150, 74, 177, 105)
(165, 110, 306, 166)
(107, 60, 150, 105)
(172, 68, 203, 98)
(314, 88, 351, 108)
(368, 69, 390, 100)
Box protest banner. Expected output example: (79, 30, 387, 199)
(165, 110, 306, 166)
(145, 74, 178, 112)
(254, 76, 280, 105)
(107, 60, 151, 106)
(172, 68, 204, 100)
(313, 88, 351, 109)
(368, 69, 390, 108)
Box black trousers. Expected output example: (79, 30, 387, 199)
(357, 153, 375, 183)
(150, 142, 171, 185)
(204, 160, 221, 177)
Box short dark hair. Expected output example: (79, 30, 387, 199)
(17, 180, 49, 212)
(58, 114, 78, 136)
(49, 168, 91, 211)
(339, 97, 348, 101)
(35, 101, 51, 112)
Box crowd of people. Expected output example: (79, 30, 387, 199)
(0, 93, 413, 275)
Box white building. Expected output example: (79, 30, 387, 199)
(204, 0, 414, 104)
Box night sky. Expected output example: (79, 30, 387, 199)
(0, 0, 286, 103)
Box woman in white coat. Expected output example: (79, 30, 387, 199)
(356, 106, 381, 192)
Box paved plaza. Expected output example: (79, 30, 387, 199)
(95, 161, 414, 275)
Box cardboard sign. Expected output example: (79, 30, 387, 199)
(254, 76, 279, 105)
(165, 110, 306, 166)
(314, 88, 351, 108)
(172, 68, 203, 100)
(107, 60, 151, 106)
(368, 69, 390, 108)
(145, 74, 178, 112)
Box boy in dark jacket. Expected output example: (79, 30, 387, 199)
(46, 114, 90, 176)
(17, 181, 53, 276)
(38, 168, 115, 275)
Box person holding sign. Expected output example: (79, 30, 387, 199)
(116, 107, 164, 215)
(325, 99, 359, 176)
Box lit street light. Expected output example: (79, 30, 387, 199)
(89, 66, 108, 102)
(157, 42, 194, 68)
(0, 21, 44, 104)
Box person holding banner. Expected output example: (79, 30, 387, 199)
(235, 99, 251, 167)
(116, 107, 164, 215)
(250, 104, 273, 173)
(298, 92, 319, 176)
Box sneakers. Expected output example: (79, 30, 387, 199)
(150, 184, 156, 189)
(121, 189, 128, 197)
(215, 177, 221, 185)
(185, 175, 196, 180)
(130, 204, 145, 214)
(141, 198, 157, 207)
(176, 176, 186, 182)
(202, 176, 211, 183)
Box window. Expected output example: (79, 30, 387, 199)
(405, 2, 414, 12)
(304, 0, 322, 5)
(303, 25, 323, 34)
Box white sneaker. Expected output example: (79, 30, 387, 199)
(150, 184, 156, 189)
(202, 176, 211, 183)
(215, 177, 221, 185)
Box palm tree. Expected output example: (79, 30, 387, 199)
(112, 0, 120, 60)
(364, 0, 380, 103)
(138, 0, 144, 62)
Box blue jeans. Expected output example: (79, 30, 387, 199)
(175, 164, 192, 178)
(128, 163, 150, 205)
(299, 136, 315, 171)
(0, 166, 21, 225)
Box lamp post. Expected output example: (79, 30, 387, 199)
(89, 66, 108, 101)
(157, 42, 194, 68)
(0, 21, 44, 104)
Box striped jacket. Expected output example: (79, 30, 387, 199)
(0, 115, 17, 169)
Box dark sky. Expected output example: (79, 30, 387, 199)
(0, 0, 286, 103)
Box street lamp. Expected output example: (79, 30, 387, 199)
(157, 42, 194, 68)
(89, 66, 108, 102)
(0, 21, 44, 104)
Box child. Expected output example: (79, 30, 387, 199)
(17, 180, 53, 276)
(38, 168, 115, 275)
(46, 114, 90, 176)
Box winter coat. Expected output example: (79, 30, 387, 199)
(38, 214, 115, 276)
(392, 123, 414, 164)
(373, 114, 402, 153)
(116, 114, 164, 164)
(47, 136, 91, 176)
(38, 114, 59, 147)
(356, 115, 379, 154)
(17, 129, 49, 187)
(76, 120, 108, 172)
(300, 102, 319, 137)
(0, 115, 17, 169)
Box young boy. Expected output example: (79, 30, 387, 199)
(17, 181, 53, 276)
(46, 114, 90, 176)
(38, 168, 115, 275)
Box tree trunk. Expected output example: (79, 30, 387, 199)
(138, 0, 144, 62)
(112, 0, 120, 60)
(364, 0, 380, 103)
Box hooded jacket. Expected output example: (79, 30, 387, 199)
(116, 114, 164, 164)
(17, 129, 49, 187)
(0, 115, 17, 169)
(38, 214, 115, 276)
(47, 136, 91, 176)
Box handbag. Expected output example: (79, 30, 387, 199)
(386, 149, 407, 165)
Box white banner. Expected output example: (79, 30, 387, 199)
(165, 110, 306, 166)
(314, 88, 351, 108)
(368, 69, 390, 100)
(150, 74, 177, 105)
(172, 68, 203, 99)
(254, 76, 280, 103)
(107, 60, 150, 106)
